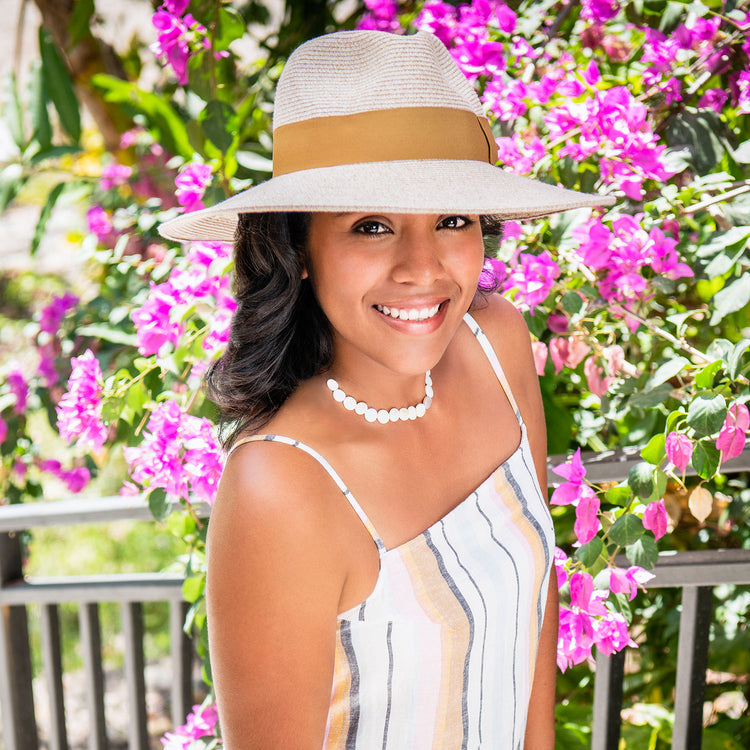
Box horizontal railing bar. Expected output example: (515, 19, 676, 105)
(615, 549, 750, 587)
(0, 495, 210, 532)
(0, 573, 185, 605)
(0, 448, 748, 532)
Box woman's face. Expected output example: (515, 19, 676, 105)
(305, 212, 485, 380)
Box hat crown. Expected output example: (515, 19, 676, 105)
(273, 30, 484, 130)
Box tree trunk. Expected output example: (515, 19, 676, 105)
(32, 0, 132, 152)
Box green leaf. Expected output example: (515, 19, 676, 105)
(200, 100, 237, 152)
(561, 291, 583, 315)
(29, 60, 52, 151)
(0, 163, 25, 212)
(215, 7, 246, 51)
(654, 469, 668, 500)
(663, 108, 731, 175)
(182, 572, 206, 603)
(645, 357, 689, 391)
(728, 339, 750, 380)
(39, 28, 81, 143)
(686, 394, 727, 436)
(640, 433, 666, 465)
(100, 396, 123, 423)
(692, 441, 721, 480)
(148, 487, 171, 522)
(604, 484, 632, 507)
(68, 0, 95, 46)
(666, 410, 686, 433)
(710, 275, 750, 325)
(76, 324, 137, 346)
(694, 359, 723, 389)
(2, 71, 25, 149)
(628, 382, 673, 409)
(625, 534, 659, 569)
(92, 74, 195, 160)
(609, 513, 645, 546)
(628, 462, 655, 499)
(31, 182, 66, 255)
(576, 536, 603, 567)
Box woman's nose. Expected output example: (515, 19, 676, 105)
(391, 232, 445, 285)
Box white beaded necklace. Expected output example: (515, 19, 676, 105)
(326, 371, 433, 424)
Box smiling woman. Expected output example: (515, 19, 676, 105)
(159, 28, 613, 750)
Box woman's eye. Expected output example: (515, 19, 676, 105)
(440, 215, 471, 229)
(354, 221, 389, 235)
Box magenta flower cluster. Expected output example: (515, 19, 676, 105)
(555, 551, 644, 671)
(151, 1, 212, 85)
(123, 400, 224, 505)
(572, 216, 693, 305)
(131, 241, 236, 358)
(175, 162, 214, 213)
(37, 292, 78, 387)
(56, 350, 108, 452)
(161, 702, 220, 750)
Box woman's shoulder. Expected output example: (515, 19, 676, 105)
(469, 293, 532, 365)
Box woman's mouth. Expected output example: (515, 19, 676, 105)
(374, 303, 442, 321)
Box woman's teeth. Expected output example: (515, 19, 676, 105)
(375, 303, 441, 321)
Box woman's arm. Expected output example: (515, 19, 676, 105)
(206, 442, 348, 749)
(473, 294, 558, 749)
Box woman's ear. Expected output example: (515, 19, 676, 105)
(301, 265, 309, 280)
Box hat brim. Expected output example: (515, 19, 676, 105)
(159, 160, 616, 243)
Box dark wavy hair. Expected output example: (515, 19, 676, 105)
(205, 212, 504, 448)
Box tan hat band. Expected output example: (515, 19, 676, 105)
(272, 107, 499, 177)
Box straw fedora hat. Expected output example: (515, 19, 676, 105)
(159, 30, 615, 243)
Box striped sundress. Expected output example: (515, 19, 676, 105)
(230, 313, 554, 749)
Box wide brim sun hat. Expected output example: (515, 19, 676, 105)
(159, 30, 615, 244)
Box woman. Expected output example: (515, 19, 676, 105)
(160, 29, 613, 750)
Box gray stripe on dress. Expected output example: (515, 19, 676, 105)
(424, 529, 472, 750)
(382, 621, 394, 750)
(341, 621, 360, 750)
(439, 498, 488, 746)
(476, 497, 521, 750)
(505, 456, 552, 627)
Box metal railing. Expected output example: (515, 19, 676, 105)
(0, 448, 748, 750)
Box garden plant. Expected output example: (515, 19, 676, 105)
(0, 0, 749, 747)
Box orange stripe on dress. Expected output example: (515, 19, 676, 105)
(401, 538, 470, 750)
(325, 627, 352, 749)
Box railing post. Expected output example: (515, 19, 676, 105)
(170, 600, 194, 727)
(672, 586, 713, 750)
(0, 531, 39, 750)
(79, 603, 107, 750)
(122, 602, 149, 750)
(591, 647, 625, 750)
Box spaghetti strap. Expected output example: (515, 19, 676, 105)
(463, 311, 524, 426)
(227, 434, 387, 556)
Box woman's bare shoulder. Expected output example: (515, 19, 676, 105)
(470, 293, 531, 361)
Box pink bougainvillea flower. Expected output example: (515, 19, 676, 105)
(643, 498, 668, 540)
(357, 0, 401, 32)
(478, 257, 507, 291)
(609, 565, 654, 600)
(162, 701, 219, 749)
(87, 206, 114, 244)
(99, 163, 133, 191)
(580, 0, 620, 22)
(531, 341, 548, 376)
(584, 355, 611, 397)
(0, 416, 7, 444)
(546, 314, 568, 334)
(735, 70, 750, 114)
(56, 350, 108, 452)
(666, 431, 693, 473)
(554, 547, 569, 589)
(716, 402, 750, 460)
(549, 337, 590, 374)
(124, 401, 224, 504)
(557, 607, 595, 670)
(552, 447, 587, 485)
(697, 87, 729, 112)
(551, 449, 595, 507)
(174, 162, 213, 213)
(495, 3, 517, 34)
(6, 368, 28, 414)
(38, 292, 78, 336)
(583, 59, 601, 86)
(593, 612, 635, 655)
(574, 489, 601, 543)
(503, 250, 560, 309)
